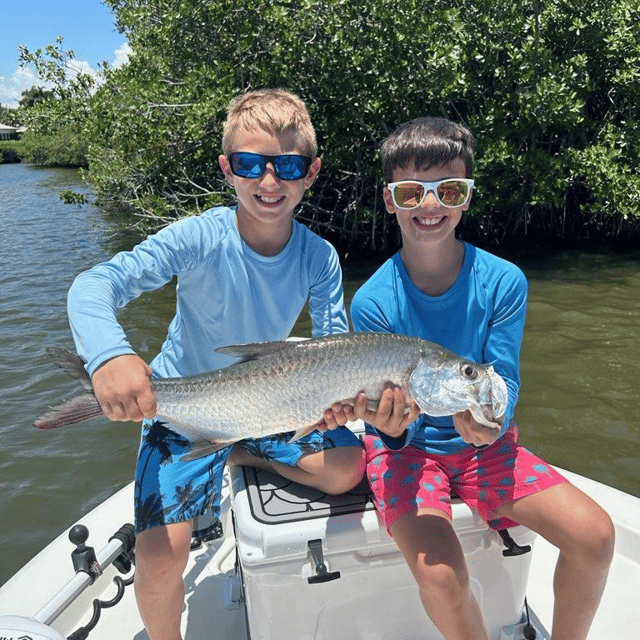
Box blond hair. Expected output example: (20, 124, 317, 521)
(222, 89, 317, 158)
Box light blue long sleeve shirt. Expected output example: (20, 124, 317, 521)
(67, 206, 348, 378)
(350, 243, 527, 454)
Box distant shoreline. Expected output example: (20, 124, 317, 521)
(0, 141, 23, 164)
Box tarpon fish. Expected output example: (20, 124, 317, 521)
(34, 333, 508, 459)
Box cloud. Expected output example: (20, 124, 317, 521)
(112, 42, 132, 69)
(67, 59, 96, 77)
(0, 67, 54, 108)
(0, 42, 131, 109)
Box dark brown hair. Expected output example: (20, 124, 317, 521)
(380, 117, 476, 182)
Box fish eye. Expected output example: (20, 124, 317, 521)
(461, 363, 478, 380)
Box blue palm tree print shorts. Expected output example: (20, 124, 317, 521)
(134, 420, 362, 537)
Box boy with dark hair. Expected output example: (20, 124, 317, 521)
(67, 89, 364, 640)
(348, 116, 615, 640)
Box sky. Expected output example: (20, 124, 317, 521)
(0, 0, 130, 108)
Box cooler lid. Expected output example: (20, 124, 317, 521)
(240, 466, 375, 526)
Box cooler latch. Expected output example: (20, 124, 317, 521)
(307, 539, 341, 584)
(498, 529, 532, 557)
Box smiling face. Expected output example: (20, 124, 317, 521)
(219, 129, 320, 253)
(383, 159, 472, 250)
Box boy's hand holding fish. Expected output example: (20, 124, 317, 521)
(322, 388, 500, 447)
(92, 354, 157, 422)
(453, 409, 502, 447)
(337, 386, 420, 437)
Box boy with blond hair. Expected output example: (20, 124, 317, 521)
(348, 117, 615, 640)
(67, 89, 364, 640)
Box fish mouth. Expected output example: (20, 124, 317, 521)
(470, 366, 508, 428)
(470, 403, 502, 429)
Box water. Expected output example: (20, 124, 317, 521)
(1, 164, 639, 587)
(516, 250, 640, 494)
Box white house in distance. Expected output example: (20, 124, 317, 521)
(0, 124, 25, 140)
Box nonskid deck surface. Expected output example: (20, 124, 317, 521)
(524, 469, 640, 639)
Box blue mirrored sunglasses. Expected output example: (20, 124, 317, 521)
(228, 152, 312, 181)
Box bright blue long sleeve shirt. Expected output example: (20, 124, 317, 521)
(67, 206, 348, 378)
(350, 243, 527, 454)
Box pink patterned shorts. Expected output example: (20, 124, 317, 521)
(362, 425, 567, 531)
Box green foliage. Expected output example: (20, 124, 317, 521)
(26, 0, 640, 248)
(20, 125, 89, 167)
(18, 38, 95, 167)
(59, 189, 89, 205)
(19, 86, 54, 108)
(456, 0, 640, 246)
(0, 104, 22, 126)
(0, 140, 24, 163)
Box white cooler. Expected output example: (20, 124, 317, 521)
(229, 464, 538, 640)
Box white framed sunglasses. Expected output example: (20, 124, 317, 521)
(387, 178, 475, 210)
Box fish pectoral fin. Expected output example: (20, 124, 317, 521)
(286, 424, 320, 444)
(215, 341, 292, 363)
(286, 397, 388, 445)
(181, 439, 236, 462)
(365, 398, 381, 412)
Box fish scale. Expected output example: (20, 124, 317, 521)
(151, 333, 449, 439)
(35, 333, 509, 459)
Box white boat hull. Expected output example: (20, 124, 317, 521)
(1, 455, 638, 640)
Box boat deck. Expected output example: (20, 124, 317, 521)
(0, 467, 638, 640)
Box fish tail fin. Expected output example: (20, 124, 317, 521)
(34, 394, 104, 429)
(34, 348, 103, 428)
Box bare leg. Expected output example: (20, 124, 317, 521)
(390, 510, 489, 640)
(229, 444, 365, 494)
(134, 521, 193, 640)
(495, 483, 615, 640)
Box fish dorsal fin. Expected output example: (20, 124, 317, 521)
(215, 341, 292, 363)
